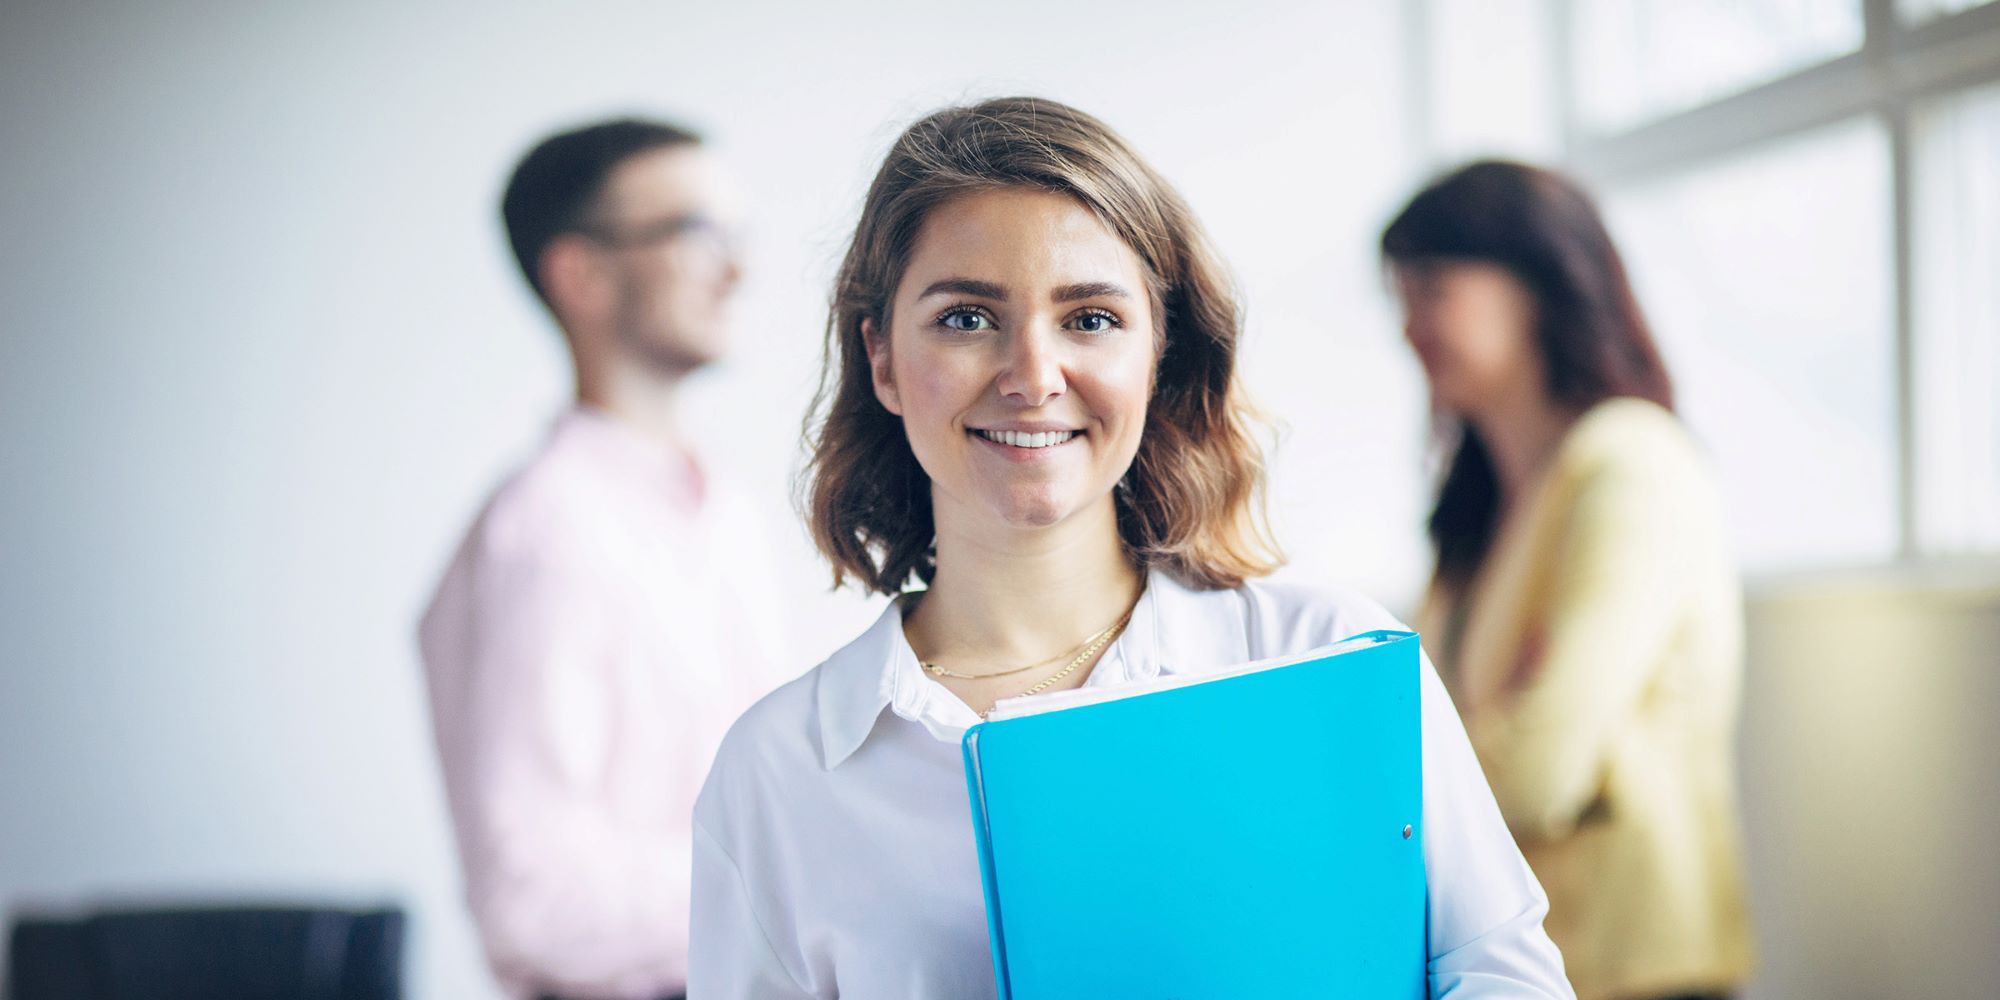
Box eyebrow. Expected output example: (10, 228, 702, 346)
(1052, 281, 1132, 303)
(917, 278, 1007, 300)
(914, 278, 1134, 303)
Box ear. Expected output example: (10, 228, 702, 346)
(539, 235, 605, 326)
(862, 316, 902, 415)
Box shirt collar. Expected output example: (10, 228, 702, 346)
(814, 567, 1210, 770)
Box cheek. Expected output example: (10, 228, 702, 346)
(1081, 351, 1157, 431)
(1450, 329, 1505, 377)
(1471, 315, 1541, 380)
(650, 257, 714, 303)
(1432, 300, 1500, 367)
(670, 262, 718, 300)
(891, 349, 977, 425)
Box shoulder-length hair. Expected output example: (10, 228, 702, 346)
(1381, 159, 1675, 593)
(804, 96, 1280, 596)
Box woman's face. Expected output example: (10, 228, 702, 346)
(868, 187, 1157, 539)
(1393, 259, 1542, 416)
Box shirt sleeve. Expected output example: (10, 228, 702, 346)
(1420, 651, 1579, 999)
(420, 535, 692, 995)
(688, 816, 817, 999)
(1467, 455, 1692, 843)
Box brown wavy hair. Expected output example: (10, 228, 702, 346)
(803, 96, 1280, 596)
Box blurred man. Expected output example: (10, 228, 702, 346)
(419, 118, 786, 1000)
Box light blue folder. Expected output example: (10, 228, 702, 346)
(961, 629, 1427, 1000)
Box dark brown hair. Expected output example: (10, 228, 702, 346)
(500, 117, 701, 305)
(804, 97, 1280, 596)
(1381, 159, 1674, 592)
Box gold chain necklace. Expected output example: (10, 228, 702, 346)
(921, 617, 1122, 680)
(917, 604, 1138, 719)
(1008, 606, 1133, 703)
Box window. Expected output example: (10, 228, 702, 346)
(1911, 80, 2000, 553)
(1414, 0, 2000, 569)
(1603, 121, 1897, 568)
(1571, 0, 1862, 134)
(1898, 0, 1996, 24)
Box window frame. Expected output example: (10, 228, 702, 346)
(1410, 0, 2000, 566)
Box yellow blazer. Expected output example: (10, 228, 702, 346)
(1417, 398, 1754, 1000)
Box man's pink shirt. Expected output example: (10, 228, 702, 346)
(419, 406, 788, 999)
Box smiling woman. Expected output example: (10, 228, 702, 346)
(875, 189, 1156, 529)
(685, 97, 1578, 999)
(808, 105, 1276, 599)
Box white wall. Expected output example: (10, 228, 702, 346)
(0, 2, 1428, 995)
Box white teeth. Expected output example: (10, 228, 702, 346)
(979, 429, 1077, 448)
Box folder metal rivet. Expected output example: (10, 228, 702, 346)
(1402, 824, 1413, 839)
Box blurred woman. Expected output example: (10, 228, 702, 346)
(1383, 160, 1753, 1000)
(687, 100, 1575, 998)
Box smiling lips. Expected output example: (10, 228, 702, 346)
(974, 428, 1080, 449)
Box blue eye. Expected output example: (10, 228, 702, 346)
(1069, 309, 1121, 334)
(938, 308, 992, 333)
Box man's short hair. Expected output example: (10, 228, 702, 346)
(500, 117, 702, 305)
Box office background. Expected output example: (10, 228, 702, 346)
(2, 0, 1995, 996)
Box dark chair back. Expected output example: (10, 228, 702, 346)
(6, 905, 403, 1000)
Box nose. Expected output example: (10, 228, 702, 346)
(995, 324, 1066, 407)
(1401, 312, 1435, 350)
(719, 250, 743, 293)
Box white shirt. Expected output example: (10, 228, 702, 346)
(420, 406, 788, 1000)
(689, 569, 1575, 998)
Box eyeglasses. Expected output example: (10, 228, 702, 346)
(574, 213, 737, 257)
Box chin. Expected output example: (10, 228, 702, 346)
(994, 482, 1110, 530)
(647, 337, 728, 373)
(984, 490, 1065, 529)
(1429, 384, 1472, 418)
(998, 505, 1064, 530)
